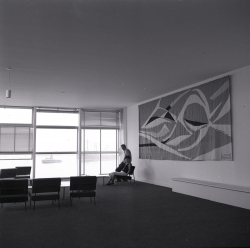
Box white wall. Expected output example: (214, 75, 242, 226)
(127, 65, 250, 188)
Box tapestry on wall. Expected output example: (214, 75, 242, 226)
(139, 76, 232, 161)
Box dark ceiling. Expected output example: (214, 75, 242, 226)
(0, 0, 249, 110)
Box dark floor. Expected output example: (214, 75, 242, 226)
(0, 180, 250, 248)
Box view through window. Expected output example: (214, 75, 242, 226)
(0, 107, 33, 174)
(0, 107, 120, 178)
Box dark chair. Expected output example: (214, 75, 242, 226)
(70, 176, 97, 207)
(116, 165, 135, 185)
(0, 179, 28, 211)
(0, 168, 17, 179)
(16, 167, 31, 179)
(29, 178, 61, 210)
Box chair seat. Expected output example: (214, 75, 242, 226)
(70, 191, 96, 198)
(116, 175, 132, 180)
(30, 192, 60, 201)
(16, 175, 30, 179)
(0, 195, 28, 203)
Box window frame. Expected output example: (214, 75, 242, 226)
(0, 106, 34, 159)
(0, 106, 122, 177)
(81, 127, 119, 175)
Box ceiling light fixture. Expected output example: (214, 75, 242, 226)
(6, 67, 12, 98)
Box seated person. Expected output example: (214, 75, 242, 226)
(115, 144, 132, 181)
(106, 156, 131, 185)
(115, 161, 127, 182)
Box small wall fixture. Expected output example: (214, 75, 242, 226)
(6, 89, 11, 98)
(6, 67, 12, 98)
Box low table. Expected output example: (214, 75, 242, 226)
(96, 175, 109, 185)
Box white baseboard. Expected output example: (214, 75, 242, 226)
(136, 178, 171, 188)
(172, 178, 250, 210)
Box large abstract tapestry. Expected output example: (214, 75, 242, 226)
(139, 76, 232, 161)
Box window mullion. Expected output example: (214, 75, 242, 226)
(14, 127, 16, 152)
(100, 129, 102, 175)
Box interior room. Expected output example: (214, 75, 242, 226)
(0, 0, 249, 247)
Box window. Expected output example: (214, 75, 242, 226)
(36, 129, 77, 152)
(35, 109, 79, 178)
(0, 127, 33, 152)
(101, 129, 117, 174)
(82, 111, 119, 127)
(36, 112, 78, 126)
(81, 109, 119, 175)
(0, 107, 122, 178)
(0, 107, 32, 124)
(0, 107, 33, 175)
(82, 129, 118, 175)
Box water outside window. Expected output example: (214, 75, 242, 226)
(35, 154, 78, 178)
(84, 154, 100, 175)
(82, 129, 117, 175)
(101, 154, 116, 174)
(0, 157, 33, 175)
(35, 128, 77, 178)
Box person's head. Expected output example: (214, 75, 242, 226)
(121, 144, 126, 151)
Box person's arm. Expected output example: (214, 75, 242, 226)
(126, 149, 132, 162)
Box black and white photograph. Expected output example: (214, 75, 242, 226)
(0, 0, 249, 247)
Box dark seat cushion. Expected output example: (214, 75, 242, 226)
(30, 193, 60, 201)
(0, 195, 28, 203)
(16, 175, 30, 179)
(116, 175, 132, 180)
(70, 191, 96, 198)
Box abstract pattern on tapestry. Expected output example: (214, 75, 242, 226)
(139, 76, 232, 161)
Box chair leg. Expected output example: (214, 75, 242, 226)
(33, 201, 35, 211)
(70, 197, 72, 207)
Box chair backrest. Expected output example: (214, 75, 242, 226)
(0, 179, 28, 196)
(16, 167, 31, 177)
(70, 176, 97, 191)
(128, 165, 135, 176)
(0, 168, 17, 179)
(32, 178, 61, 193)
